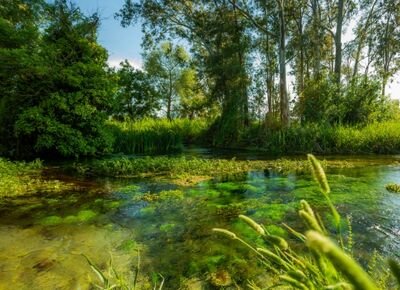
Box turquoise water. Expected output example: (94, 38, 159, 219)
(0, 154, 400, 289)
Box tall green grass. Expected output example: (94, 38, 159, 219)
(108, 118, 207, 154)
(249, 121, 400, 154)
(108, 118, 400, 155)
(213, 154, 399, 289)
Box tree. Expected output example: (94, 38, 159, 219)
(371, 0, 400, 96)
(117, 0, 251, 144)
(114, 60, 160, 120)
(144, 42, 190, 120)
(1, 0, 115, 157)
(0, 0, 45, 156)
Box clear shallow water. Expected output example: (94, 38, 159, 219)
(1, 154, 400, 289)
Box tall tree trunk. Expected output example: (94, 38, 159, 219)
(277, 0, 289, 126)
(261, 4, 273, 118)
(298, 9, 305, 94)
(352, 0, 377, 78)
(334, 0, 344, 83)
(232, 0, 249, 126)
(167, 71, 172, 120)
(311, 0, 322, 78)
(382, 77, 387, 97)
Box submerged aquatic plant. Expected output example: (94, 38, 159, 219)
(213, 154, 399, 289)
(385, 183, 400, 193)
(84, 252, 165, 290)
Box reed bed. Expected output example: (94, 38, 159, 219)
(213, 154, 399, 289)
(248, 121, 400, 154)
(108, 118, 208, 154)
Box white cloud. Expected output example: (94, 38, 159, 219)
(107, 57, 142, 70)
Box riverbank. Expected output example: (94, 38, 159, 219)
(107, 119, 400, 155)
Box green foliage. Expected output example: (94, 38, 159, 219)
(113, 60, 160, 120)
(108, 118, 207, 154)
(0, 0, 115, 158)
(297, 76, 391, 125)
(144, 42, 191, 120)
(213, 155, 397, 289)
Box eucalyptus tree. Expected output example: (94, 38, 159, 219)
(370, 0, 400, 96)
(228, 0, 290, 126)
(117, 0, 251, 143)
(144, 42, 190, 119)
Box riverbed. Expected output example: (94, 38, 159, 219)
(0, 152, 400, 289)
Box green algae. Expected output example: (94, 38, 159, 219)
(76, 210, 97, 222)
(40, 215, 63, 226)
(159, 223, 176, 232)
(118, 184, 141, 195)
(159, 189, 184, 200)
(118, 240, 138, 252)
(215, 182, 241, 191)
(39, 210, 98, 226)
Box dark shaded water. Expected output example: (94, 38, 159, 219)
(1, 152, 400, 289)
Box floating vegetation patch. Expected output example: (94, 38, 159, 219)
(135, 189, 184, 203)
(39, 210, 99, 226)
(74, 156, 356, 186)
(385, 183, 400, 193)
(0, 158, 76, 197)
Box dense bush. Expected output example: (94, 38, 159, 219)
(297, 76, 393, 125)
(0, 1, 115, 158)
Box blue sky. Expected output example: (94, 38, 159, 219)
(72, 0, 143, 68)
